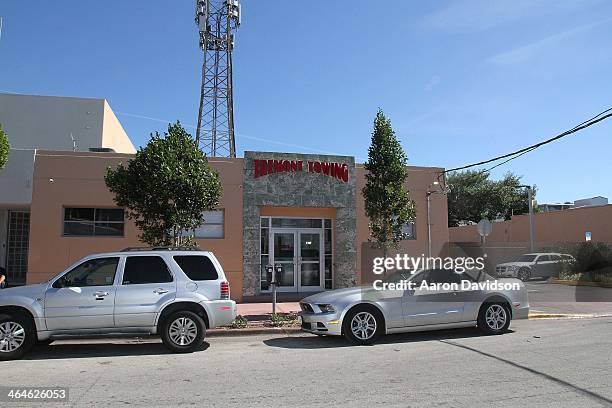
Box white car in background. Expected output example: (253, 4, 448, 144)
(495, 253, 575, 281)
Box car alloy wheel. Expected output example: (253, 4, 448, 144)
(485, 304, 507, 331)
(0, 321, 26, 353)
(168, 317, 198, 346)
(350, 311, 377, 341)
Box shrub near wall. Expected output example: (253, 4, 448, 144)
(559, 242, 612, 284)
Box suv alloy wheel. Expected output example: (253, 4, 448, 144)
(161, 311, 206, 353)
(0, 313, 36, 361)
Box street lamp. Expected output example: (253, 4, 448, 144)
(427, 181, 450, 258)
(517, 185, 535, 252)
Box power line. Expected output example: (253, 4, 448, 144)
(444, 107, 612, 174)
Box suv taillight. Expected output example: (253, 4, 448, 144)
(220, 281, 230, 299)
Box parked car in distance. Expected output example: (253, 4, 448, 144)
(0, 247, 236, 360)
(299, 268, 529, 345)
(495, 253, 575, 281)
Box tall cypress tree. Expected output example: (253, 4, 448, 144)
(0, 124, 9, 170)
(363, 110, 415, 264)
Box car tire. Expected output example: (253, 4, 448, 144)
(342, 305, 384, 346)
(0, 313, 36, 361)
(161, 311, 206, 353)
(517, 268, 531, 282)
(478, 303, 511, 335)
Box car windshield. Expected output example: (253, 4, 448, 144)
(517, 254, 537, 262)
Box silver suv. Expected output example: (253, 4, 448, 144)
(0, 248, 236, 360)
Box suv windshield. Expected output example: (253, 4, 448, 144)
(517, 254, 537, 262)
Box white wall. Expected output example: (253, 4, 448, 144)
(0, 149, 36, 206)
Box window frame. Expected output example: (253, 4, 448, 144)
(52, 256, 120, 288)
(173, 255, 219, 281)
(401, 220, 417, 241)
(121, 255, 174, 285)
(62, 207, 125, 238)
(192, 209, 225, 239)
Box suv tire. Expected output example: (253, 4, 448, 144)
(0, 313, 36, 361)
(161, 311, 206, 353)
(517, 268, 531, 282)
(342, 305, 384, 346)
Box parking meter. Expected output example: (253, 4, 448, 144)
(274, 264, 283, 285)
(264, 264, 274, 289)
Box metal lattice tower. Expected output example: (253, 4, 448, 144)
(194, 0, 241, 158)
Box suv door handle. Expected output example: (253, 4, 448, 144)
(94, 291, 109, 299)
(153, 288, 169, 294)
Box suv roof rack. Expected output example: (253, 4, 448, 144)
(120, 246, 203, 252)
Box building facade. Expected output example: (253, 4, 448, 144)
(0, 93, 136, 285)
(1, 93, 449, 302)
(24, 150, 449, 302)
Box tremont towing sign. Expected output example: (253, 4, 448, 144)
(253, 159, 349, 183)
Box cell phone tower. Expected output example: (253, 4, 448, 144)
(195, 0, 241, 157)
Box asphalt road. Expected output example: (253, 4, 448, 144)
(3, 317, 612, 408)
(526, 281, 612, 315)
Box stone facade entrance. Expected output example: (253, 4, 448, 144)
(242, 151, 357, 297)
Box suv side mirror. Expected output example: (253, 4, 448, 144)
(52, 277, 66, 289)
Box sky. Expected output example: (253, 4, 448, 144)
(1, 0, 611, 203)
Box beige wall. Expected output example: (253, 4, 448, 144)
(449, 205, 612, 244)
(102, 101, 136, 154)
(26, 150, 449, 301)
(355, 165, 449, 284)
(27, 151, 245, 301)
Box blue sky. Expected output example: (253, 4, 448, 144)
(1, 0, 611, 203)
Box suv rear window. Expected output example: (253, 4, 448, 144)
(173, 255, 218, 281)
(123, 256, 173, 284)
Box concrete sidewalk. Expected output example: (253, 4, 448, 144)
(237, 302, 300, 317)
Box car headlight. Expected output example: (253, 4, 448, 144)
(509, 265, 519, 272)
(317, 304, 335, 313)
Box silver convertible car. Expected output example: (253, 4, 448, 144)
(299, 268, 529, 345)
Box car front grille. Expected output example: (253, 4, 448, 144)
(300, 303, 314, 313)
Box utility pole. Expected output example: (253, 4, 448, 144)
(426, 180, 450, 258)
(194, 0, 241, 158)
(518, 185, 535, 252)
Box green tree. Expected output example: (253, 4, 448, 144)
(0, 123, 9, 169)
(105, 122, 222, 246)
(362, 110, 416, 261)
(447, 170, 535, 227)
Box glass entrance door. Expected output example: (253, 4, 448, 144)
(271, 231, 297, 291)
(298, 231, 323, 291)
(270, 229, 324, 292)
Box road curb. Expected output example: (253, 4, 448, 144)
(207, 326, 302, 337)
(528, 312, 596, 320)
(549, 279, 612, 288)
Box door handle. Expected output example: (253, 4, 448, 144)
(93, 291, 109, 300)
(153, 288, 169, 295)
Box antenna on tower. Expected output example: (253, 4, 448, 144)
(194, 0, 241, 158)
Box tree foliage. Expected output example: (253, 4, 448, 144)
(0, 123, 9, 170)
(362, 110, 416, 252)
(447, 170, 535, 227)
(105, 122, 222, 246)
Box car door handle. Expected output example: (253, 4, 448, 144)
(153, 288, 169, 294)
(94, 291, 109, 299)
